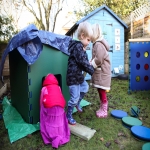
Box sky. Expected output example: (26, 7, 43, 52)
(0, 0, 84, 34)
(17, 0, 82, 33)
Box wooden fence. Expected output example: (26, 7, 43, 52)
(123, 2, 150, 74)
(123, 2, 150, 41)
(0, 43, 9, 76)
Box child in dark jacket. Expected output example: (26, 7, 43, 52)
(66, 21, 94, 125)
(40, 74, 70, 149)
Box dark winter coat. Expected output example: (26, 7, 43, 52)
(66, 40, 94, 86)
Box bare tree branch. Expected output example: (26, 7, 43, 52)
(20, 0, 64, 31)
(37, 0, 45, 30)
(52, 0, 64, 32)
(22, 0, 45, 30)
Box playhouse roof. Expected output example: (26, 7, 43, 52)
(66, 4, 128, 35)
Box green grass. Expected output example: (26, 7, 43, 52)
(0, 78, 150, 150)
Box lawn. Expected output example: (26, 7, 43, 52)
(0, 77, 150, 150)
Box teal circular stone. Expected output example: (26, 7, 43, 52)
(122, 117, 142, 127)
(142, 143, 150, 150)
(130, 106, 140, 117)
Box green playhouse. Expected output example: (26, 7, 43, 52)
(0, 24, 72, 124)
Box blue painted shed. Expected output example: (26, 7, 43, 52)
(66, 4, 128, 79)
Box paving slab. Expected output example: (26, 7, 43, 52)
(69, 123, 96, 141)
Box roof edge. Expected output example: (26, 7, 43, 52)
(66, 4, 128, 35)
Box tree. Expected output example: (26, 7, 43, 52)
(0, 15, 17, 42)
(0, 0, 24, 31)
(0, 0, 66, 32)
(22, 0, 65, 32)
(74, 0, 149, 20)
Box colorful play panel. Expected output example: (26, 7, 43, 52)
(111, 110, 128, 119)
(131, 126, 150, 141)
(122, 117, 142, 127)
(142, 143, 150, 150)
(128, 39, 150, 93)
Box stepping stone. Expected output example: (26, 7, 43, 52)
(130, 106, 140, 117)
(131, 126, 150, 141)
(111, 110, 128, 119)
(122, 117, 142, 128)
(142, 142, 150, 150)
(69, 123, 96, 141)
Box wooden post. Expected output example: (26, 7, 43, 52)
(131, 12, 133, 39)
(143, 17, 145, 37)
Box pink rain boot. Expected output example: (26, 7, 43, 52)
(96, 102, 108, 118)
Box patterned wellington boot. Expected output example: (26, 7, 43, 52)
(96, 101, 109, 113)
(67, 106, 76, 125)
(96, 102, 108, 118)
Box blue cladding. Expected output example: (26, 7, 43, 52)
(129, 42, 150, 91)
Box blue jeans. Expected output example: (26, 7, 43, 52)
(68, 80, 89, 107)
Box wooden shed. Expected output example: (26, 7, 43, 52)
(66, 5, 128, 79)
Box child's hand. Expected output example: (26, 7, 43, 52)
(83, 47, 86, 51)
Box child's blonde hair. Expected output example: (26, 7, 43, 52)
(92, 24, 103, 43)
(77, 21, 93, 40)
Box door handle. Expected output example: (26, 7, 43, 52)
(108, 46, 113, 53)
(108, 50, 113, 53)
(106, 23, 113, 26)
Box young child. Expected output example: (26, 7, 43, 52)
(90, 23, 111, 118)
(40, 74, 70, 149)
(66, 21, 94, 125)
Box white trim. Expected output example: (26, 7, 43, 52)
(129, 38, 150, 42)
(95, 68, 101, 70)
(91, 59, 97, 68)
(90, 83, 110, 90)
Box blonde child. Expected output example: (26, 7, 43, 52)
(66, 21, 94, 125)
(90, 24, 111, 118)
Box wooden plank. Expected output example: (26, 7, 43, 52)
(69, 123, 96, 141)
(0, 83, 7, 97)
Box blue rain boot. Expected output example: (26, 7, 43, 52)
(76, 92, 85, 113)
(67, 106, 76, 125)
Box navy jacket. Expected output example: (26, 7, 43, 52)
(66, 40, 94, 86)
